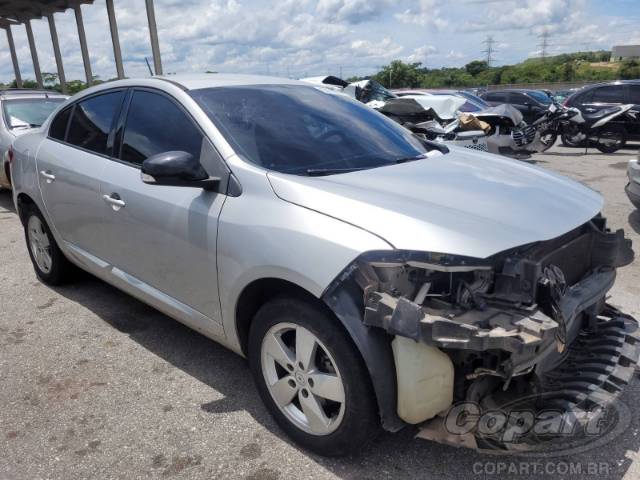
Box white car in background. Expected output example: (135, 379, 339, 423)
(0, 89, 67, 189)
(626, 153, 640, 209)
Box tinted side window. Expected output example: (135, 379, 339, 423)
(509, 93, 529, 105)
(120, 91, 203, 165)
(485, 92, 508, 102)
(629, 85, 640, 104)
(67, 91, 125, 155)
(591, 85, 626, 103)
(49, 107, 72, 141)
(573, 89, 593, 105)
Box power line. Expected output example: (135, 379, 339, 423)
(481, 35, 496, 66)
(538, 30, 551, 59)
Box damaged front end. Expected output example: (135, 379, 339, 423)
(324, 216, 638, 451)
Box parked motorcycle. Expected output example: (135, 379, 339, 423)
(559, 104, 637, 153)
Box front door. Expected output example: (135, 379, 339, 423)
(98, 89, 227, 327)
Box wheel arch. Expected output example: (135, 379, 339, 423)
(235, 276, 404, 433)
(16, 192, 36, 224)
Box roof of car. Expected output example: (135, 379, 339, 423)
(156, 73, 305, 90)
(0, 88, 67, 99)
(577, 80, 640, 91)
(483, 89, 543, 94)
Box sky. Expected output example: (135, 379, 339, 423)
(1, 0, 639, 84)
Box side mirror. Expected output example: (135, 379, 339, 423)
(141, 151, 220, 190)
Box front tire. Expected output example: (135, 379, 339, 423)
(538, 130, 557, 152)
(248, 297, 379, 456)
(23, 205, 76, 285)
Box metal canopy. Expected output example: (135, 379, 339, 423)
(0, 0, 163, 90)
(0, 1, 93, 21)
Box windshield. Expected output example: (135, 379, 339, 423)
(2, 98, 66, 129)
(456, 100, 481, 112)
(459, 91, 490, 108)
(190, 85, 432, 176)
(527, 91, 552, 105)
(429, 91, 486, 112)
(358, 80, 397, 103)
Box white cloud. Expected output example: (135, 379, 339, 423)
(316, 0, 391, 24)
(406, 45, 437, 64)
(0, 0, 637, 84)
(394, 0, 448, 30)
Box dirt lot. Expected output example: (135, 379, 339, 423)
(2, 144, 640, 480)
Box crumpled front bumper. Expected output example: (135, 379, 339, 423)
(364, 267, 619, 378)
(416, 304, 640, 451)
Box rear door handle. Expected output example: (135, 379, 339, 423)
(585, 108, 597, 113)
(102, 193, 126, 210)
(39, 170, 55, 183)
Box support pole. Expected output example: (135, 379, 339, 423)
(74, 4, 93, 85)
(106, 0, 124, 79)
(5, 26, 22, 88)
(145, 0, 163, 75)
(24, 20, 43, 89)
(47, 13, 67, 93)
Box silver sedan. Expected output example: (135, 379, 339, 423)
(9, 75, 639, 456)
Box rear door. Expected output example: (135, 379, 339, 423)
(508, 92, 543, 123)
(98, 88, 228, 327)
(481, 91, 509, 106)
(581, 84, 626, 114)
(628, 85, 640, 139)
(37, 90, 126, 256)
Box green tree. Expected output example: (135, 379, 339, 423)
(10, 79, 39, 89)
(373, 60, 423, 88)
(619, 60, 640, 79)
(464, 60, 488, 76)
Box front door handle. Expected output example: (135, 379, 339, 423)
(585, 107, 597, 113)
(39, 170, 56, 183)
(102, 193, 126, 211)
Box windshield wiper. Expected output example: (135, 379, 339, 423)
(305, 154, 428, 176)
(392, 153, 428, 164)
(305, 167, 371, 176)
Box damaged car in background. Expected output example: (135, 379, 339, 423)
(302, 76, 565, 158)
(11, 75, 639, 457)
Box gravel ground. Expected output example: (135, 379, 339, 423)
(1, 143, 640, 480)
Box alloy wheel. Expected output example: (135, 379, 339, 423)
(27, 215, 52, 274)
(261, 322, 346, 436)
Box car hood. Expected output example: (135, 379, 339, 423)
(267, 148, 603, 258)
(9, 127, 37, 138)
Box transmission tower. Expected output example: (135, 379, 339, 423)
(538, 31, 551, 59)
(481, 35, 496, 66)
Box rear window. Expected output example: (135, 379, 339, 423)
(591, 85, 626, 103)
(458, 101, 481, 113)
(629, 85, 640, 104)
(49, 106, 72, 141)
(483, 92, 508, 102)
(66, 90, 125, 155)
(2, 98, 65, 130)
(526, 91, 552, 105)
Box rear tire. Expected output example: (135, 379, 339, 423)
(23, 205, 76, 285)
(560, 131, 585, 148)
(248, 297, 379, 456)
(595, 125, 627, 153)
